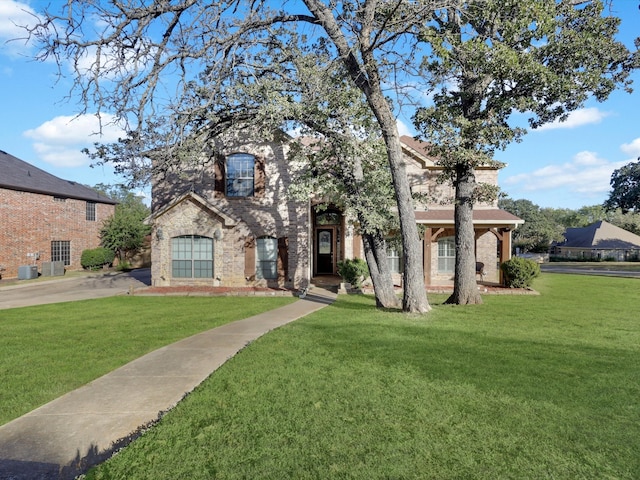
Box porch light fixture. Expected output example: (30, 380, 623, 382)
(214, 228, 223, 241)
(156, 228, 164, 240)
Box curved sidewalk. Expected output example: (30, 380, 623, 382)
(0, 288, 336, 480)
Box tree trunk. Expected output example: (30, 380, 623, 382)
(446, 163, 483, 305)
(362, 231, 400, 309)
(302, 0, 429, 313)
(350, 155, 400, 309)
(365, 89, 430, 313)
(379, 124, 430, 313)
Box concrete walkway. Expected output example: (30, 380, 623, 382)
(0, 287, 336, 480)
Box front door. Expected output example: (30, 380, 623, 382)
(316, 227, 335, 274)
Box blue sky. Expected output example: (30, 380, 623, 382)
(1, 0, 639, 209)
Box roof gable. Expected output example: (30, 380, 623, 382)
(149, 191, 238, 226)
(400, 136, 438, 168)
(0, 149, 116, 204)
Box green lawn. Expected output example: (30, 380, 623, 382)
(0, 296, 296, 424)
(81, 274, 640, 480)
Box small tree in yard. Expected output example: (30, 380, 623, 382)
(96, 185, 150, 266)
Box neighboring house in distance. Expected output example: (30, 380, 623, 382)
(147, 131, 523, 289)
(0, 150, 117, 279)
(551, 220, 640, 261)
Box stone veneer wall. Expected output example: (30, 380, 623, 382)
(150, 134, 311, 288)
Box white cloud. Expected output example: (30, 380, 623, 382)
(535, 107, 610, 131)
(504, 150, 628, 197)
(23, 113, 125, 168)
(31, 143, 90, 168)
(397, 118, 415, 137)
(621, 138, 640, 158)
(0, 1, 39, 56)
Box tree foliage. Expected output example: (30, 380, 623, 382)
(499, 197, 640, 251)
(23, 1, 637, 311)
(413, 0, 637, 304)
(95, 185, 151, 262)
(604, 159, 640, 213)
(26, 0, 436, 312)
(499, 197, 567, 252)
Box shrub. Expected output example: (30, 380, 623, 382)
(500, 257, 540, 288)
(81, 247, 115, 270)
(337, 258, 369, 289)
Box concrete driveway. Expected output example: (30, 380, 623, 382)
(0, 269, 151, 310)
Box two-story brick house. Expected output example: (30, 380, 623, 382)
(0, 150, 117, 279)
(147, 131, 522, 289)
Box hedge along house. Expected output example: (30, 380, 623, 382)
(147, 130, 523, 289)
(550, 220, 640, 261)
(0, 150, 117, 279)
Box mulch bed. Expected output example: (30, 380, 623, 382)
(136, 286, 296, 296)
(136, 283, 536, 297)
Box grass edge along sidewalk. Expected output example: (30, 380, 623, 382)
(81, 273, 640, 480)
(0, 296, 297, 425)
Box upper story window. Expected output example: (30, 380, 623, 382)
(86, 201, 96, 221)
(438, 236, 455, 273)
(226, 153, 255, 197)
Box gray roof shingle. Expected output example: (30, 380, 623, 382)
(0, 149, 116, 204)
(559, 221, 640, 249)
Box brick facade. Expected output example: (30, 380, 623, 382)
(0, 187, 115, 279)
(150, 133, 521, 288)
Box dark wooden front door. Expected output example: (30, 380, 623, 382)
(316, 228, 335, 274)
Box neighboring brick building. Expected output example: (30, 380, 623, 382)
(148, 132, 523, 289)
(0, 150, 117, 279)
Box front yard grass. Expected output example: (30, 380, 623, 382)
(0, 296, 296, 424)
(83, 273, 640, 479)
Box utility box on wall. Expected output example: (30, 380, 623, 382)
(41, 261, 65, 277)
(18, 265, 38, 280)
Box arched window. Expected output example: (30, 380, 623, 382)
(226, 153, 255, 197)
(172, 235, 213, 278)
(438, 236, 455, 273)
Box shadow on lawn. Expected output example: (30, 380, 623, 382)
(305, 306, 637, 414)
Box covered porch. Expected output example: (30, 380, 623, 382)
(415, 208, 524, 286)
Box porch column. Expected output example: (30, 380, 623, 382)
(500, 228, 512, 285)
(423, 228, 432, 286)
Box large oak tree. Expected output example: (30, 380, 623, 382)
(27, 0, 439, 312)
(414, 0, 638, 304)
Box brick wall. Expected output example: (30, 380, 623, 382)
(0, 187, 115, 279)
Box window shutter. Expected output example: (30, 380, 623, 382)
(254, 158, 266, 197)
(244, 236, 256, 280)
(277, 236, 288, 280)
(353, 233, 362, 259)
(214, 158, 226, 197)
